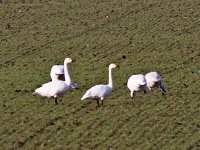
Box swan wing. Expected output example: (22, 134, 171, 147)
(81, 84, 112, 100)
(127, 74, 146, 91)
(51, 65, 64, 74)
(145, 72, 161, 82)
(35, 81, 70, 97)
(50, 65, 64, 81)
(128, 74, 146, 86)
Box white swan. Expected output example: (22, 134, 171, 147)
(81, 63, 118, 107)
(127, 74, 147, 98)
(145, 71, 166, 95)
(50, 65, 79, 89)
(33, 58, 73, 105)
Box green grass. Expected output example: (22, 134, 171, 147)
(0, 0, 200, 149)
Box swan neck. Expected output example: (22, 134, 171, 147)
(108, 67, 113, 88)
(64, 62, 72, 85)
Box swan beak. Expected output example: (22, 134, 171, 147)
(116, 65, 120, 68)
(72, 59, 76, 62)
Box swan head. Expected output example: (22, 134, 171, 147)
(64, 58, 72, 63)
(109, 63, 118, 69)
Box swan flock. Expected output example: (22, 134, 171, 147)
(34, 58, 166, 106)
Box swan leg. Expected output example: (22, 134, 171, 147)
(144, 89, 147, 98)
(159, 81, 166, 95)
(96, 99, 100, 107)
(131, 91, 135, 98)
(54, 97, 58, 105)
(161, 89, 166, 95)
(101, 97, 104, 106)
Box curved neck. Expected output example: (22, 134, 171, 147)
(108, 67, 113, 88)
(64, 62, 72, 85)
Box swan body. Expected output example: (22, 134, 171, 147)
(35, 80, 70, 98)
(50, 65, 79, 89)
(81, 85, 112, 100)
(81, 63, 117, 107)
(34, 58, 73, 104)
(145, 72, 166, 95)
(127, 74, 147, 98)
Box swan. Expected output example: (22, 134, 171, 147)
(33, 58, 73, 105)
(145, 71, 166, 95)
(81, 63, 118, 107)
(50, 65, 79, 89)
(127, 74, 147, 98)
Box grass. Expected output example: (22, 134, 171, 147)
(0, 0, 200, 149)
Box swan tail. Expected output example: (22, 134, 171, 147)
(34, 87, 48, 97)
(81, 93, 88, 100)
(34, 87, 41, 94)
(81, 90, 91, 100)
(81, 96, 86, 100)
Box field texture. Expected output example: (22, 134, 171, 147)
(0, 0, 200, 149)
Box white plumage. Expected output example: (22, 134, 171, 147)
(81, 63, 117, 107)
(50, 65, 64, 81)
(127, 74, 147, 98)
(50, 65, 79, 89)
(36, 81, 70, 98)
(145, 71, 166, 95)
(33, 58, 73, 105)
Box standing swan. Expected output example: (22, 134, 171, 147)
(127, 74, 147, 98)
(81, 64, 118, 107)
(145, 72, 166, 95)
(33, 58, 73, 105)
(50, 65, 79, 89)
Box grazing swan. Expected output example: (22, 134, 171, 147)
(81, 63, 118, 107)
(145, 72, 166, 95)
(127, 74, 147, 98)
(50, 65, 79, 89)
(33, 58, 73, 105)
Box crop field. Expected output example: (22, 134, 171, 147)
(0, 0, 200, 149)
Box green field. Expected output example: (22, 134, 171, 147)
(1, 0, 200, 149)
